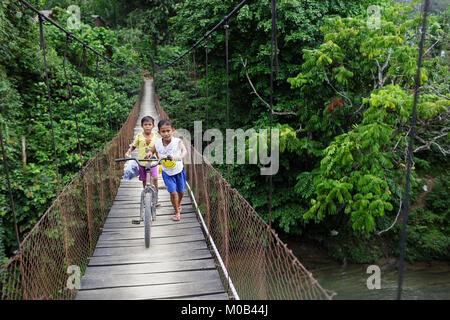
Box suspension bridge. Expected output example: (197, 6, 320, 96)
(75, 79, 230, 300)
(0, 0, 431, 300)
(0, 0, 333, 300)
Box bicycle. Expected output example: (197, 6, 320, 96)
(115, 156, 162, 248)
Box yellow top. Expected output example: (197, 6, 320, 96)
(132, 132, 158, 163)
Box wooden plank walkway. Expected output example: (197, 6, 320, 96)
(75, 79, 228, 300)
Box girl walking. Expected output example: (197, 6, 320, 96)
(148, 119, 187, 221)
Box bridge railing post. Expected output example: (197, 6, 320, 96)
(83, 172, 94, 254)
(189, 147, 193, 190)
(201, 160, 211, 231)
(217, 179, 230, 295)
(193, 151, 199, 202)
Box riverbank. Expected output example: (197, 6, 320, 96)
(282, 236, 450, 300)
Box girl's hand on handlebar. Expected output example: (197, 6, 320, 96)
(145, 151, 153, 159)
(168, 155, 181, 161)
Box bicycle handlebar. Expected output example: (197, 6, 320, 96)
(115, 156, 180, 168)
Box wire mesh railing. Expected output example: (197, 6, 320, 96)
(154, 92, 334, 300)
(0, 83, 143, 300)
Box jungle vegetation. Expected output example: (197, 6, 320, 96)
(0, 0, 448, 264)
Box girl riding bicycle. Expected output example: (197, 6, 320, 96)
(125, 116, 160, 206)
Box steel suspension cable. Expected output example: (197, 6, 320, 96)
(272, 0, 279, 78)
(185, 56, 189, 107)
(104, 59, 114, 140)
(63, 37, 95, 253)
(267, 0, 278, 229)
(111, 64, 120, 133)
(186, 51, 191, 80)
(397, 0, 430, 300)
(205, 42, 209, 130)
(39, 16, 62, 196)
(192, 50, 201, 104)
(266, 0, 279, 297)
(193, 50, 197, 79)
(39, 15, 69, 266)
(62, 34, 84, 168)
(0, 129, 21, 250)
(223, 20, 232, 296)
(78, 44, 94, 140)
(95, 56, 107, 144)
(224, 21, 230, 184)
(18, 0, 135, 72)
(162, 0, 253, 69)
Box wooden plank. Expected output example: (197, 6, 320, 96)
(110, 198, 192, 206)
(102, 221, 200, 232)
(80, 269, 221, 290)
(107, 206, 194, 218)
(114, 192, 188, 197)
(95, 233, 205, 248)
(162, 293, 229, 300)
(116, 188, 184, 193)
(104, 214, 196, 222)
(76, 80, 226, 300)
(92, 240, 207, 257)
(112, 199, 192, 205)
(115, 190, 168, 196)
(108, 204, 194, 212)
(82, 259, 216, 277)
(97, 227, 203, 242)
(106, 210, 194, 219)
(105, 208, 195, 216)
(102, 220, 200, 231)
(113, 197, 192, 207)
(103, 215, 198, 226)
(103, 216, 198, 225)
(103, 214, 196, 227)
(99, 223, 202, 235)
(108, 206, 193, 214)
(75, 279, 226, 300)
(102, 214, 197, 226)
(108, 203, 192, 213)
(117, 183, 165, 188)
(87, 249, 213, 266)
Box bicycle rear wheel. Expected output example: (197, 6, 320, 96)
(144, 192, 152, 248)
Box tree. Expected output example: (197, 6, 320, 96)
(158, 1, 389, 236)
(287, 1, 448, 237)
(0, 1, 141, 256)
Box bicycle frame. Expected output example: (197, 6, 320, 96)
(115, 157, 162, 247)
(140, 161, 157, 223)
(115, 156, 181, 247)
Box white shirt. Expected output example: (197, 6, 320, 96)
(155, 137, 184, 176)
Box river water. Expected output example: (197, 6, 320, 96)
(283, 238, 450, 300)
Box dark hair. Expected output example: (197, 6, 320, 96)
(158, 119, 173, 130)
(141, 116, 154, 126)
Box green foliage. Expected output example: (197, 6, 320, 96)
(155, 0, 384, 237)
(325, 234, 384, 263)
(297, 2, 448, 241)
(425, 174, 450, 214)
(401, 170, 450, 262)
(0, 0, 141, 257)
(294, 171, 316, 199)
(4, 0, 445, 264)
(0, 217, 5, 264)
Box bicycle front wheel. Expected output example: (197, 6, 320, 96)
(144, 192, 152, 248)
